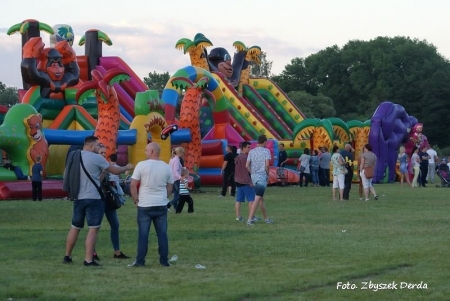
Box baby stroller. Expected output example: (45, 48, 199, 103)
(120, 175, 132, 195)
(436, 164, 450, 188)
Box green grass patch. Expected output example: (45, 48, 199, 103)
(0, 184, 449, 300)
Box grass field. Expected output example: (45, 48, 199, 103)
(1, 183, 449, 301)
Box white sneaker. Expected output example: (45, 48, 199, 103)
(128, 261, 144, 267)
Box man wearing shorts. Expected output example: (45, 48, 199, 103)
(63, 136, 133, 266)
(234, 142, 255, 221)
(245, 135, 274, 226)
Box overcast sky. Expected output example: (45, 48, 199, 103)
(0, 0, 449, 88)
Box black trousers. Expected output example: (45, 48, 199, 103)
(420, 165, 428, 187)
(343, 166, 353, 199)
(176, 194, 194, 213)
(32, 181, 42, 201)
(221, 171, 236, 196)
(320, 168, 330, 187)
(299, 172, 310, 187)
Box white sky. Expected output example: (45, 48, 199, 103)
(0, 0, 449, 88)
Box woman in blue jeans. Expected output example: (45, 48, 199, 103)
(310, 150, 320, 187)
(93, 146, 130, 260)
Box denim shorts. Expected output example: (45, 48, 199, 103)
(253, 179, 268, 197)
(236, 185, 255, 202)
(72, 198, 104, 229)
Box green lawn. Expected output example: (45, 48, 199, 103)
(0, 184, 449, 300)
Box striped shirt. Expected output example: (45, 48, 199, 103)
(179, 178, 190, 195)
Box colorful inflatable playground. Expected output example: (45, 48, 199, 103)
(0, 19, 428, 199)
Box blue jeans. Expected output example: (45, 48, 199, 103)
(103, 201, 120, 251)
(136, 206, 169, 266)
(170, 180, 180, 209)
(15, 167, 28, 180)
(311, 167, 319, 185)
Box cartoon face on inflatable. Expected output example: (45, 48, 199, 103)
(27, 114, 43, 142)
(208, 47, 233, 78)
(46, 49, 64, 81)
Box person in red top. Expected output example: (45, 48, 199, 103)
(233, 142, 255, 221)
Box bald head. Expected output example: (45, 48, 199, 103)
(145, 142, 161, 159)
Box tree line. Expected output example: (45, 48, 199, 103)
(1, 36, 449, 149)
(272, 36, 450, 150)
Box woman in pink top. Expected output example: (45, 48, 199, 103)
(168, 147, 184, 210)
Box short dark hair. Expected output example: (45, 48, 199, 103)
(303, 148, 310, 155)
(109, 154, 118, 162)
(364, 144, 372, 152)
(241, 141, 251, 149)
(84, 136, 98, 145)
(279, 143, 284, 147)
(257, 135, 267, 144)
(332, 145, 339, 153)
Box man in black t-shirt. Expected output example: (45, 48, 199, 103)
(418, 146, 430, 187)
(277, 143, 288, 167)
(277, 143, 288, 186)
(340, 144, 354, 200)
(220, 145, 236, 197)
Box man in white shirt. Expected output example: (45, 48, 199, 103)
(245, 135, 274, 226)
(426, 145, 438, 184)
(129, 142, 174, 267)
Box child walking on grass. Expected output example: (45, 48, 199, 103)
(176, 168, 194, 214)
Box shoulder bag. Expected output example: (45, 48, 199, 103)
(80, 154, 123, 210)
(364, 166, 374, 178)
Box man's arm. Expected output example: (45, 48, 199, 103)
(265, 159, 270, 175)
(246, 160, 251, 174)
(106, 163, 134, 175)
(130, 178, 139, 206)
(221, 161, 228, 174)
(166, 183, 173, 198)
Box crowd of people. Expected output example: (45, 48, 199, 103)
(24, 133, 444, 267)
(292, 143, 379, 201)
(401, 144, 441, 188)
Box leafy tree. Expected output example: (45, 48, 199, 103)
(250, 51, 273, 78)
(272, 58, 319, 95)
(0, 82, 18, 107)
(143, 71, 170, 98)
(274, 36, 450, 147)
(287, 91, 336, 119)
